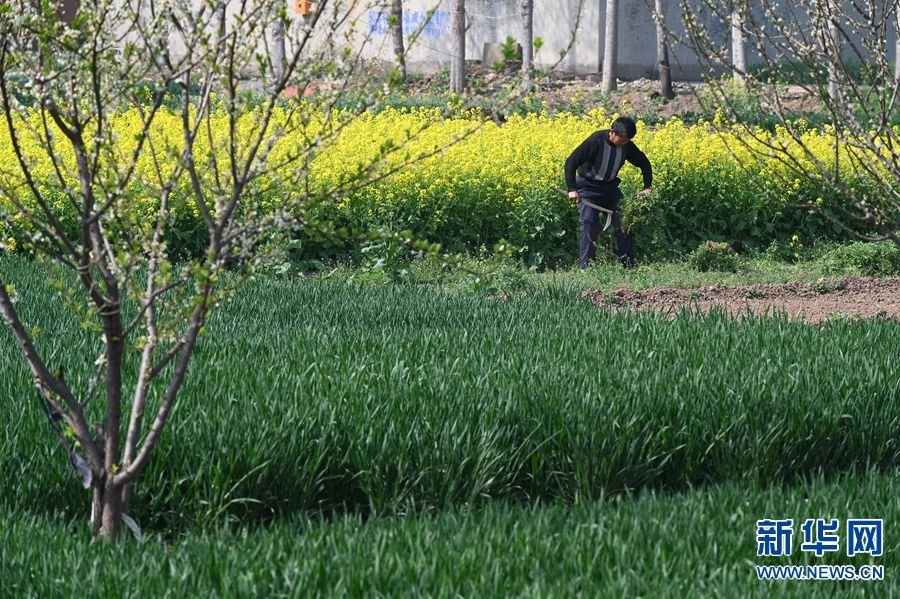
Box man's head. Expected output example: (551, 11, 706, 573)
(608, 116, 637, 147)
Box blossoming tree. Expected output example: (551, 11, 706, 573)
(0, 0, 477, 540)
(676, 0, 900, 246)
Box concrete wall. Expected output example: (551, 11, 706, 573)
(349, 0, 898, 80)
(111, 0, 898, 83)
(354, 0, 723, 78)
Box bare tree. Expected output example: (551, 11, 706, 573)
(521, 0, 534, 90)
(680, 0, 900, 246)
(271, 19, 288, 85)
(216, 0, 227, 41)
(602, 0, 618, 92)
(451, 0, 466, 93)
(390, 0, 407, 82)
(731, 1, 747, 84)
(895, 11, 900, 84)
(654, 0, 675, 99)
(823, 0, 842, 103)
(0, 0, 496, 541)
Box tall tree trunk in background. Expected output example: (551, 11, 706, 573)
(390, 0, 406, 82)
(217, 2, 226, 37)
(271, 19, 287, 85)
(521, 0, 534, 90)
(895, 13, 900, 85)
(451, 0, 466, 93)
(601, 0, 618, 92)
(654, 0, 674, 99)
(597, 0, 603, 74)
(731, 2, 747, 84)
(826, 1, 842, 103)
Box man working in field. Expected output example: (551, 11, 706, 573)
(565, 116, 652, 268)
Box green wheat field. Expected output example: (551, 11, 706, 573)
(1, 255, 898, 596)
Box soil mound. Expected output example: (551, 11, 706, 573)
(587, 277, 900, 324)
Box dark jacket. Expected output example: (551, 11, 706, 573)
(565, 129, 652, 192)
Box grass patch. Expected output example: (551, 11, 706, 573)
(317, 248, 898, 296)
(1, 472, 896, 596)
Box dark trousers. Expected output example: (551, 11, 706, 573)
(578, 184, 636, 269)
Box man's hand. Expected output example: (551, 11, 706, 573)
(568, 190, 580, 202)
(637, 187, 652, 197)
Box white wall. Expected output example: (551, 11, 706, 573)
(338, 0, 899, 80)
(142, 0, 900, 82)
(352, 0, 712, 77)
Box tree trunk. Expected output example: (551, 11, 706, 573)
(217, 2, 226, 40)
(654, 0, 674, 99)
(451, 0, 466, 93)
(597, 0, 603, 74)
(98, 482, 125, 540)
(101, 341, 124, 539)
(895, 14, 900, 85)
(521, 0, 534, 90)
(731, 3, 746, 84)
(271, 19, 287, 85)
(827, 2, 841, 103)
(390, 0, 406, 82)
(601, 0, 618, 92)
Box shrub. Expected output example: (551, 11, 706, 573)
(688, 241, 739, 272)
(820, 241, 900, 277)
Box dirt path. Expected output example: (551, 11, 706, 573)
(587, 277, 900, 324)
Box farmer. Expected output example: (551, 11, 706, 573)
(565, 116, 652, 268)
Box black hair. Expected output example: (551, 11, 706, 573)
(610, 116, 637, 139)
